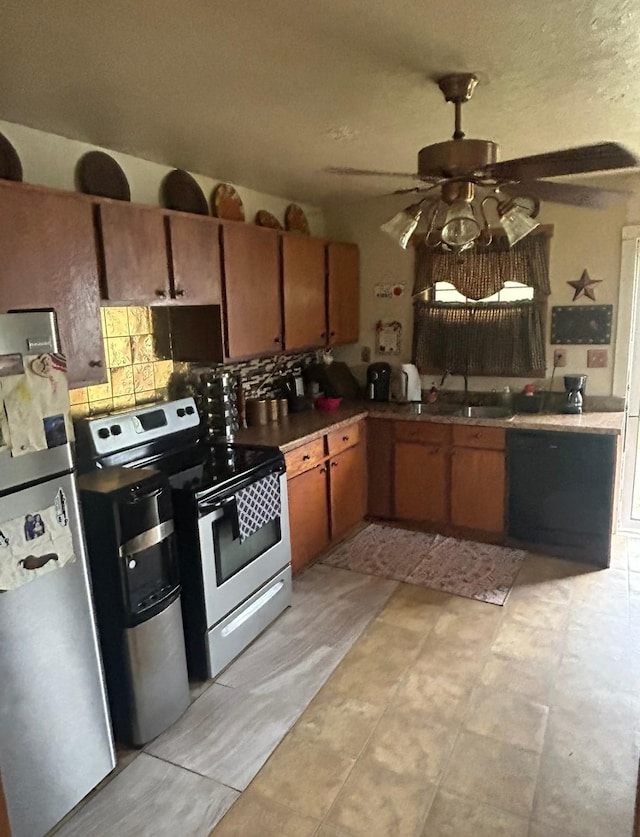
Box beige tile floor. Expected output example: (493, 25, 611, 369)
(212, 534, 640, 837)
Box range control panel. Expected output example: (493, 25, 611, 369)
(75, 397, 200, 457)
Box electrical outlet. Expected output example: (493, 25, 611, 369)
(361, 346, 371, 363)
(553, 349, 567, 367)
(587, 348, 608, 368)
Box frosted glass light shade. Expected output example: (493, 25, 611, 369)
(380, 203, 423, 249)
(441, 201, 481, 248)
(500, 205, 540, 246)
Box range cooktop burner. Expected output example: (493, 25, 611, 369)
(162, 443, 282, 497)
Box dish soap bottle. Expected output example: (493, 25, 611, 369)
(427, 383, 439, 404)
(501, 385, 513, 412)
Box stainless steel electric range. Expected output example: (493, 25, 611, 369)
(75, 397, 292, 680)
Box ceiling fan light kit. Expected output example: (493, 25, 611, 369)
(335, 72, 639, 255)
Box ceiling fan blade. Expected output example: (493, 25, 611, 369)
(500, 179, 631, 209)
(485, 143, 639, 181)
(325, 166, 420, 178)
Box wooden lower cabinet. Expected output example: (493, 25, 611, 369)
(0, 772, 10, 836)
(394, 441, 448, 524)
(286, 419, 366, 574)
(366, 418, 393, 518)
(329, 443, 366, 542)
(287, 464, 329, 574)
(451, 446, 505, 533)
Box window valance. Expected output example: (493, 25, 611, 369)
(414, 231, 551, 301)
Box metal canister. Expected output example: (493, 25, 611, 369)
(246, 398, 268, 426)
(266, 397, 279, 422)
(277, 397, 289, 419)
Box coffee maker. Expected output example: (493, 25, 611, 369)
(563, 374, 587, 414)
(366, 362, 391, 401)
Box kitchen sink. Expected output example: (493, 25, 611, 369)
(408, 402, 459, 415)
(454, 406, 513, 419)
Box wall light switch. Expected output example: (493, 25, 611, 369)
(587, 349, 608, 368)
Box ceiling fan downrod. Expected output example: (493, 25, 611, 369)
(437, 73, 478, 140)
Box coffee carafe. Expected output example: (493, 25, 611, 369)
(563, 374, 587, 414)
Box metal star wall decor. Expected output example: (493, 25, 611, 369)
(567, 269, 602, 301)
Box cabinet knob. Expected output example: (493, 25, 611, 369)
(342, 435, 349, 442)
(302, 454, 311, 461)
(155, 289, 167, 298)
(274, 337, 281, 344)
(319, 467, 327, 474)
(175, 288, 186, 297)
(330, 331, 336, 337)
(88, 359, 103, 368)
(331, 461, 338, 468)
(321, 331, 326, 339)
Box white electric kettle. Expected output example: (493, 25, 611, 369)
(400, 363, 422, 402)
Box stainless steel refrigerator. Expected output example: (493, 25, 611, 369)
(0, 311, 115, 837)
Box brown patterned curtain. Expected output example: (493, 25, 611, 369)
(413, 301, 546, 376)
(414, 232, 551, 301)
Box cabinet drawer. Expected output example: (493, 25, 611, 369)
(453, 425, 505, 450)
(395, 421, 450, 446)
(327, 421, 361, 456)
(285, 438, 326, 478)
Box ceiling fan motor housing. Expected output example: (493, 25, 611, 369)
(418, 139, 498, 179)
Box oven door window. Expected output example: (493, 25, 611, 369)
(206, 501, 281, 585)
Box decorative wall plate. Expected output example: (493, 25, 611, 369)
(211, 183, 245, 221)
(75, 151, 131, 201)
(0, 133, 23, 181)
(161, 169, 208, 215)
(284, 203, 310, 235)
(255, 210, 283, 230)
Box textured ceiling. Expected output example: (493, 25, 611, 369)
(2, 0, 640, 205)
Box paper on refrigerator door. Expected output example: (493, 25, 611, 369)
(0, 353, 73, 457)
(0, 487, 75, 591)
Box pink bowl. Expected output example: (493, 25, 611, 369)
(315, 396, 342, 411)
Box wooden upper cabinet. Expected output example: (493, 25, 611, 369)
(97, 201, 170, 303)
(222, 223, 282, 359)
(327, 241, 359, 345)
(0, 183, 105, 387)
(281, 234, 326, 351)
(166, 214, 222, 305)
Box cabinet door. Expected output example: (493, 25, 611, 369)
(287, 465, 330, 574)
(394, 442, 448, 524)
(451, 447, 505, 533)
(98, 202, 170, 302)
(0, 184, 105, 387)
(327, 242, 359, 345)
(329, 443, 367, 542)
(222, 223, 282, 359)
(282, 234, 326, 350)
(367, 419, 394, 518)
(167, 214, 222, 305)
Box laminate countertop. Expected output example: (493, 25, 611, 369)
(233, 402, 624, 453)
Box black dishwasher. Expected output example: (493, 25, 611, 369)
(507, 430, 616, 567)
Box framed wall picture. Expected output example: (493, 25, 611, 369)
(550, 305, 613, 345)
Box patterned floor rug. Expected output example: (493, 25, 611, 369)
(320, 524, 527, 606)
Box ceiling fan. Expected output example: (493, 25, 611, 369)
(328, 74, 640, 251)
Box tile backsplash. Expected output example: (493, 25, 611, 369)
(70, 306, 322, 418)
(69, 307, 174, 417)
